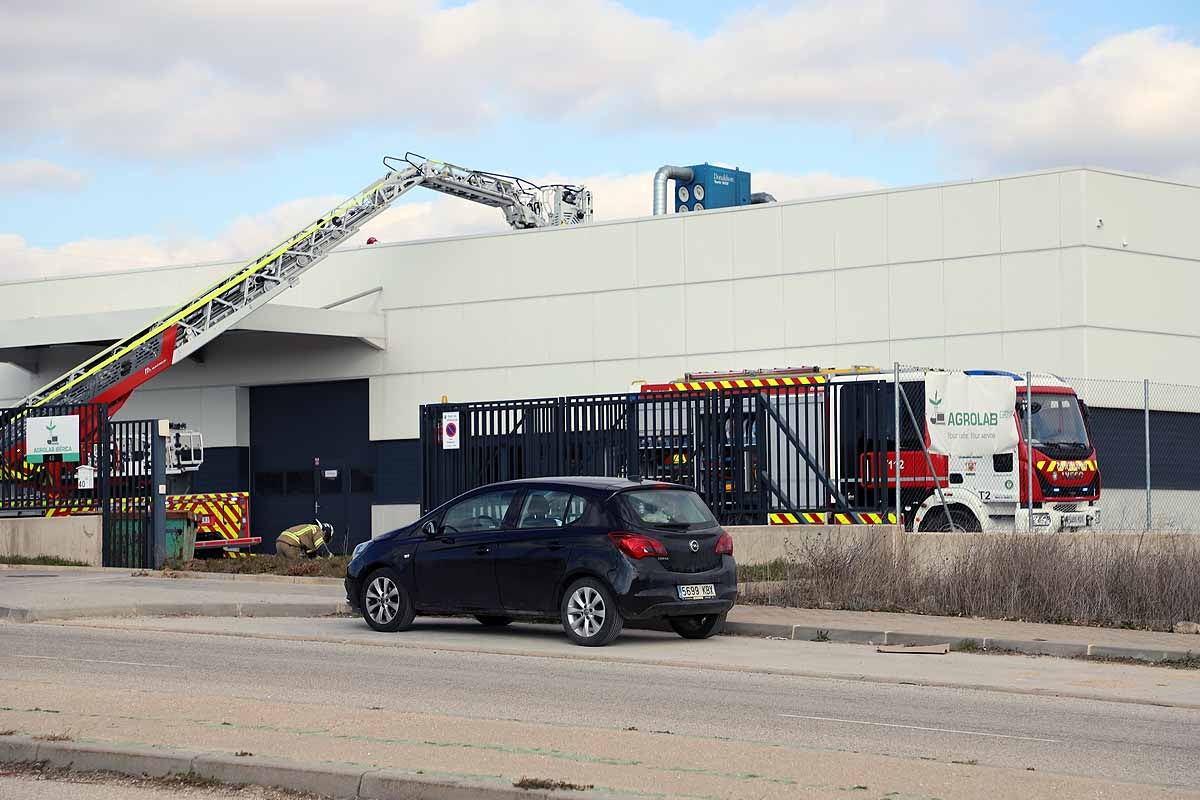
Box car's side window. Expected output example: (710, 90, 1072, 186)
(517, 490, 587, 529)
(442, 490, 517, 533)
(562, 494, 588, 526)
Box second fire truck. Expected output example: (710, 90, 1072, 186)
(638, 366, 1101, 533)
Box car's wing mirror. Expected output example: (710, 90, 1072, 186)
(421, 520, 439, 538)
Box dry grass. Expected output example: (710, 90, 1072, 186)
(740, 533, 1200, 632)
(168, 555, 350, 578)
(0, 555, 91, 567)
(514, 777, 594, 791)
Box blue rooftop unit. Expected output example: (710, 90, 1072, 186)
(675, 164, 751, 213)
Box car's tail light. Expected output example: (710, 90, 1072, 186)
(608, 531, 668, 559)
(715, 531, 734, 556)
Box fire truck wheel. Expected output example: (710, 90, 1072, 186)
(920, 507, 981, 533)
(361, 567, 416, 632)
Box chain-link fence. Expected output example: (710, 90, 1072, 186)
(1070, 376, 1200, 533)
(891, 365, 1200, 534)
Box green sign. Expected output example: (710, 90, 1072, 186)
(26, 415, 81, 464)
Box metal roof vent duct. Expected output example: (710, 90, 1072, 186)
(653, 165, 694, 215)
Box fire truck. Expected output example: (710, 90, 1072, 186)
(2, 154, 593, 549)
(638, 366, 1101, 533)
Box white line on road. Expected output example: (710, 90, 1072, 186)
(11, 654, 181, 669)
(779, 713, 1060, 743)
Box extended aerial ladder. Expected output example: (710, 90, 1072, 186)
(11, 153, 592, 416)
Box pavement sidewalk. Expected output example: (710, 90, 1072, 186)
(0, 566, 346, 622)
(3, 564, 1197, 662)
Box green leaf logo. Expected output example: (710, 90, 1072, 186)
(46, 421, 56, 433)
(930, 392, 942, 407)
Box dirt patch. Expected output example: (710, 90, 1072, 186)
(0, 761, 327, 798)
(514, 776, 594, 791)
(168, 556, 350, 579)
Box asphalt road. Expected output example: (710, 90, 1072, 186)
(2, 618, 1198, 798)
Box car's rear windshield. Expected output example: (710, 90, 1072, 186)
(620, 489, 718, 527)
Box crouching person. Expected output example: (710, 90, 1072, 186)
(276, 522, 333, 559)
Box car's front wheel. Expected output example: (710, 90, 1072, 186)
(668, 612, 726, 639)
(560, 578, 623, 647)
(360, 567, 416, 632)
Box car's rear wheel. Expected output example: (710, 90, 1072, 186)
(668, 612, 726, 639)
(361, 567, 416, 633)
(560, 578, 623, 647)
(475, 615, 513, 627)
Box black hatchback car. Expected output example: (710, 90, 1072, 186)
(345, 477, 737, 646)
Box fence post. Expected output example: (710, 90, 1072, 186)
(1026, 372, 1034, 533)
(625, 395, 640, 480)
(1144, 378, 1152, 533)
(894, 362, 901, 529)
(152, 419, 167, 569)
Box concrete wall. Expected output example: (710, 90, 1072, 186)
(0, 515, 103, 566)
(729, 525, 896, 567)
(370, 503, 421, 538)
(5, 167, 1200, 440)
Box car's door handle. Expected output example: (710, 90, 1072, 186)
(548, 542, 564, 551)
(475, 545, 491, 555)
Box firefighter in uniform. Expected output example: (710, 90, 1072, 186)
(275, 522, 333, 560)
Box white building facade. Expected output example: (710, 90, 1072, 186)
(2, 166, 1197, 539)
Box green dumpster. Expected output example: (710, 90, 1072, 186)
(106, 513, 149, 568)
(165, 511, 198, 562)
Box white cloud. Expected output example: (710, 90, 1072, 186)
(0, 159, 89, 193)
(4, 2, 1199, 177)
(949, 27, 1200, 175)
(0, 167, 881, 281)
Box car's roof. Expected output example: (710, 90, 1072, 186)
(485, 476, 689, 492)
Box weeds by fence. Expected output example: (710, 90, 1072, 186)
(740, 533, 1200, 631)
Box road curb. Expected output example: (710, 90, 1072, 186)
(722, 621, 1197, 663)
(3, 601, 350, 623)
(1, 735, 597, 799)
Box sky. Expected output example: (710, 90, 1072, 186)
(2, 0, 1199, 281)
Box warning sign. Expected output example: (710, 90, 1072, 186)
(442, 411, 460, 450)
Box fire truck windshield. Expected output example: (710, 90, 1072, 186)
(1018, 393, 1090, 449)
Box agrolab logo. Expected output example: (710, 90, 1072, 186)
(928, 391, 999, 428)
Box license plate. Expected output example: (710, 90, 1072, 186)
(678, 584, 717, 600)
(1063, 512, 1088, 528)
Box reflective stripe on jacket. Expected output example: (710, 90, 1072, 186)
(277, 523, 325, 553)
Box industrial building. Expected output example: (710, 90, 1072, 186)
(2, 165, 1197, 545)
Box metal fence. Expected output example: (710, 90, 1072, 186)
(422, 368, 1200, 534)
(1067, 376, 1200, 533)
(1, 404, 161, 567)
(421, 382, 887, 525)
(0, 403, 110, 514)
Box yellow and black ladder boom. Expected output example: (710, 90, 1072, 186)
(13, 154, 592, 416)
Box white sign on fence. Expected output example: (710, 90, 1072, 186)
(76, 464, 95, 490)
(442, 411, 461, 450)
(25, 414, 81, 463)
(925, 372, 1018, 456)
